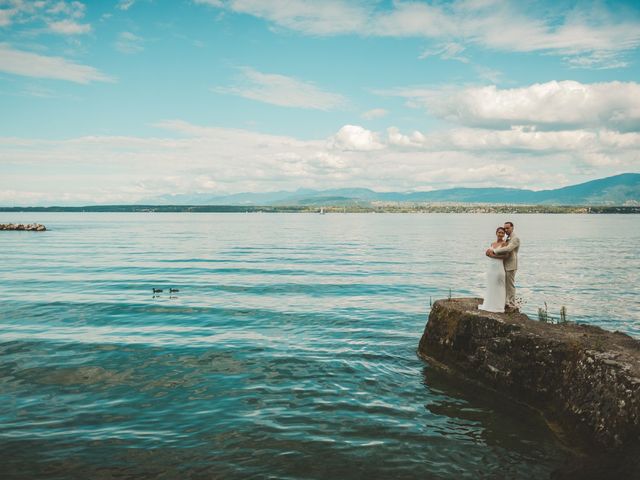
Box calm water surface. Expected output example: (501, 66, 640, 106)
(1, 213, 639, 479)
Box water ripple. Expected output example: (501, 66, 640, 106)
(0, 212, 638, 479)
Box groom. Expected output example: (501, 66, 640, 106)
(487, 222, 520, 311)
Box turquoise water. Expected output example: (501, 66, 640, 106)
(1, 213, 638, 479)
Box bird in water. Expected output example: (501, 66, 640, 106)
(152, 288, 163, 293)
(170, 288, 179, 293)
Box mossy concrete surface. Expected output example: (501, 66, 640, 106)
(418, 298, 640, 452)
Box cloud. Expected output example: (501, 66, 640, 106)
(115, 31, 144, 54)
(193, 0, 224, 6)
(419, 42, 468, 63)
(0, 43, 114, 83)
(46, 0, 86, 18)
(48, 19, 91, 35)
(387, 127, 426, 147)
(413, 163, 520, 185)
(328, 125, 385, 151)
(361, 108, 388, 120)
(200, 1, 640, 68)
(380, 80, 640, 131)
(384, 122, 640, 169)
(0, 8, 16, 27)
(1, 0, 92, 32)
(565, 51, 629, 70)
(20, 84, 60, 98)
(117, 0, 136, 10)
(213, 67, 347, 110)
(386, 125, 640, 156)
(213, 0, 369, 35)
(0, 0, 39, 27)
(474, 65, 503, 83)
(372, 2, 455, 38)
(1, 119, 636, 205)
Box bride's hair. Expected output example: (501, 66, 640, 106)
(496, 227, 506, 234)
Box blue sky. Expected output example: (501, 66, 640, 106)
(1, 0, 639, 205)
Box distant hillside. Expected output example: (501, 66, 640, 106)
(532, 173, 640, 205)
(143, 173, 640, 206)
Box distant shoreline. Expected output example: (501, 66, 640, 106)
(1, 205, 639, 214)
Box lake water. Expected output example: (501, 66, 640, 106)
(1, 213, 639, 479)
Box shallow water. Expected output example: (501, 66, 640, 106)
(1, 213, 638, 479)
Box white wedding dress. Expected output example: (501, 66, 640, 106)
(478, 253, 506, 313)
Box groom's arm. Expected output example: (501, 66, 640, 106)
(492, 237, 520, 254)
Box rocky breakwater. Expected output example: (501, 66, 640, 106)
(0, 223, 46, 231)
(418, 298, 640, 456)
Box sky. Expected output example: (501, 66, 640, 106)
(1, 0, 640, 205)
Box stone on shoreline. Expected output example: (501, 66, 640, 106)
(417, 298, 640, 452)
(0, 223, 46, 231)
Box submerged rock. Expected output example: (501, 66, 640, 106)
(417, 298, 640, 453)
(0, 223, 46, 231)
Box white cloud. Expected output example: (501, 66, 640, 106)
(48, 19, 91, 35)
(387, 127, 426, 148)
(474, 65, 503, 84)
(1, 119, 636, 205)
(419, 42, 468, 63)
(413, 163, 520, 185)
(0, 8, 16, 27)
(565, 51, 628, 70)
(0, 43, 114, 83)
(193, 0, 224, 6)
(117, 0, 136, 10)
(372, 2, 455, 38)
(386, 125, 640, 156)
(328, 125, 385, 151)
(47, 1, 86, 18)
(389, 125, 640, 169)
(115, 31, 144, 54)
(1, 0, 91, 31)
(0, 0, 40, 27)
(213, 67, 346, 110)
(361, 108, 388, 120)
(380, 80, 640, 131)
(200, 1, 640, 68)
(218, 0, 368, 35)
(21, 84, 59, 98)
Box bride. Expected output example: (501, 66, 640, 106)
(479, 227, 508, 313)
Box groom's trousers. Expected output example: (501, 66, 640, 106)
(505, 270, 517, 307)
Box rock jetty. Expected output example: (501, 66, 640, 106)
(418, 298, 640, 452)
(0, 223, 46, 231)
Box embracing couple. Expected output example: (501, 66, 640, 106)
(478, 221, 521, 314)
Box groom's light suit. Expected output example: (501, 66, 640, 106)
(493, 233, 520, 308)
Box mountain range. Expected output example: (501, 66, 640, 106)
(145, 173, 640, 206)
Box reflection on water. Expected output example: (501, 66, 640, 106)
(0, 213, 638, 478)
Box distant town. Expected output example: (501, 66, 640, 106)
(1, 204, 638, 214)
